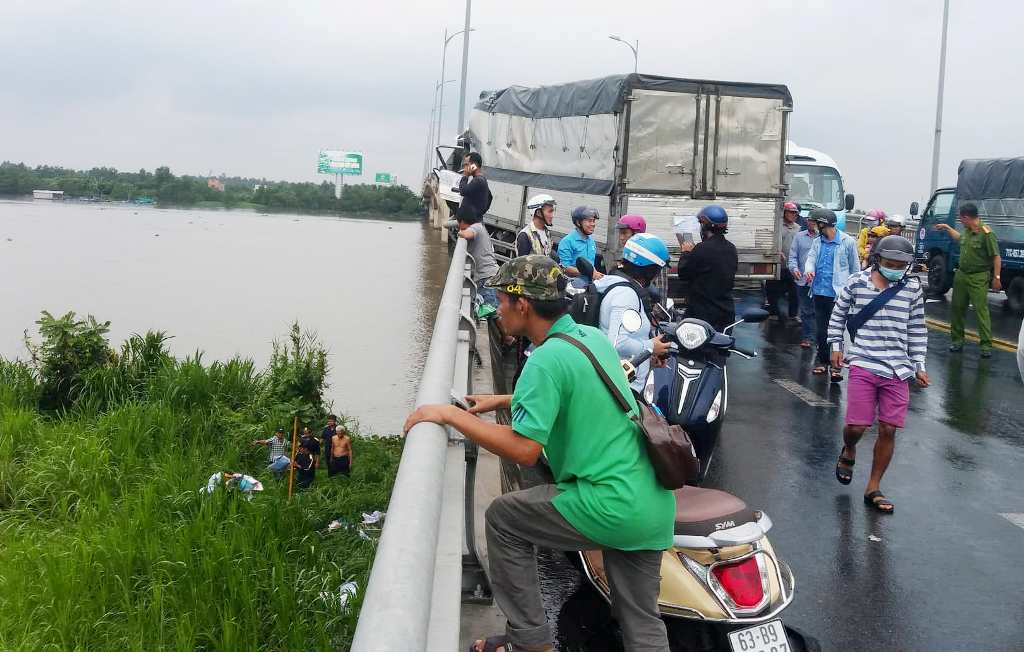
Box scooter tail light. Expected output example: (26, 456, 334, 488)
(710, 556, 766, 609)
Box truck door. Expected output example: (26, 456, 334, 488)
(916, 190, 955, 257)
(710, 95, 787, 197)
(625, 89, 700, 193)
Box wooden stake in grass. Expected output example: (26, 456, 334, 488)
(287, 415, 299, 500)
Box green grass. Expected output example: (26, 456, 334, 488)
(0, 351, 401, 651)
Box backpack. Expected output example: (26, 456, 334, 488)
(568, 276, 649, 327)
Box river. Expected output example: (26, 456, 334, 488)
(0, 198, 449, 434)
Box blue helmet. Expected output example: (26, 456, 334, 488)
(697, 205, 728, 225)
(622, 233, 670, 268)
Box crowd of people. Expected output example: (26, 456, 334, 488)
(431, 151, 1002, 652)
(251, 414, 354, 490)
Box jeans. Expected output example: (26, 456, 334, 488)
(797, 284, 816, 342)
(766, 276, 799, 318)
(268, 455, 290, 474)
(478, 285, 498, 308)
(486, 484, 669, 651)
(813, 295, 836, 366)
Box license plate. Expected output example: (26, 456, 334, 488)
(727, 620, 791, 652)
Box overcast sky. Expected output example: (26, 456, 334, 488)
(2, 0, 1022, 212)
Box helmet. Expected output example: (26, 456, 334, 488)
(874, 235, 915, 263)
(783, 201, 800, 213)
(526, 194, 556, 214)
(885, 214, 906, 228)
(809, 208, 838, 226)
(622, 233, 670, 268)
(615, 214, 647, 233)
(571, 206, 600, 225)
(697, 205, 729, 225)
(863, 208, 887, 228)
(868, 225, 890, 238)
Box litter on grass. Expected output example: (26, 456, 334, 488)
(320, 581, 359, 613)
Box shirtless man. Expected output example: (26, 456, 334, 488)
(328, 427, 353, 477)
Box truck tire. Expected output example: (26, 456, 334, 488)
(928, 254, 952, 297)
(1007, 277, 1024, 315)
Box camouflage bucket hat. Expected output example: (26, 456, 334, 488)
(485, 255, 565, 301)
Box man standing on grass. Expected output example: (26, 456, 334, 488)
(828, 236, 929, 514)
(252, 427, 290, 478)
(935, 202, 1002, 357)
(321, 414, 337, 464)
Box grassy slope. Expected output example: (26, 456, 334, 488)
(0, 360, 401, 651)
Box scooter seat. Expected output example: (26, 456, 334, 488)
(673, 486, 759, 537)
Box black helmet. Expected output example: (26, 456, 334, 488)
(571, 206, 599, 226)
(809, 208, 838, 226)
(874, 235, 915, 263)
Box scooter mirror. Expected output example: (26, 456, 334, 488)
(621, 309, 643, 334)
(742, 307, 770, 323)
(909, 201, 920, 216)
(665, 298, 675, 311)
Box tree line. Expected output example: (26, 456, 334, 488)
(0, 161, 423, 217)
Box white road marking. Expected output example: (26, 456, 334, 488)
(772, 378, 836, 408)
(999, 513, 1024, 530)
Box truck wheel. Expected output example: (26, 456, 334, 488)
(1007, 277, 1024, 315)
(927, 254, 951, 297)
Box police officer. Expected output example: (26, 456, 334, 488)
(677, 205, 738, 332)
(935, 202, 1002, 357)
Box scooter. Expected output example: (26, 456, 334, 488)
(573, 309, 810, 652)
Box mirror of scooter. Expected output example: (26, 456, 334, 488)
(909, 201, 920, 216)
(742, 307, 770, 323)
(620, 309, 643, 334)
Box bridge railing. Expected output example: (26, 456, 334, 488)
(351, 237, 490, 652)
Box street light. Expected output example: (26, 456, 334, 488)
(929, 0, 950, 194)
(437, 27, 475, 146)
(424, 79, 457, 179)
(609, 34, 638, 73)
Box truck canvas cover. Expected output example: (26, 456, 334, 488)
(957, 158, 1024, 218)
(468, 74, 792, 196)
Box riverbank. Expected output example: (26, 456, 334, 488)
(0, 317, 402, 650)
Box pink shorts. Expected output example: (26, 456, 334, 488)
(845, 365, 910, 428)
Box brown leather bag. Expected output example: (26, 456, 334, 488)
(546, 333, 699, 489)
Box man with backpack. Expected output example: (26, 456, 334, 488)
(828, 235, 929, 514)
(403, 255, 673, 652)
(593, 233, 672, 391)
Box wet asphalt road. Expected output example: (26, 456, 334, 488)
(529, 292, 1024, 651)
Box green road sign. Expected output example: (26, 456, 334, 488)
(318, 150, 363, 176)
(374, 172, 393, 184)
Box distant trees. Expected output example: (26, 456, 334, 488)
(0, 161, 423, 217)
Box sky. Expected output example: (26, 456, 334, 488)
(2, 0, 1022, 213)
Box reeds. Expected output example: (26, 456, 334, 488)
(0, 325, 401, 650)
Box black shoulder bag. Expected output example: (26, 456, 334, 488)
(545, 333, 698, 489)
(846, 281, 906, 342)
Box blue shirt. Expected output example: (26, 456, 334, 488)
(558, 230, 597, 280)
(788, 229, 818, 287)
(812, 237, 838, 298)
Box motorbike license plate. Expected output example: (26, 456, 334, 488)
(727, 620, 790, 652)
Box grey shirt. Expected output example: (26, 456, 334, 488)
(779, 221, 800, 262)
(466, 222, 499, 283)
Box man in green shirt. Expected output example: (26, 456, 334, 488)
(936, 202, 1003, 357)
(404, 255, 674, 652)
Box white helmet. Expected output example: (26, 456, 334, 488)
(526, 194, 556, 214)
(885, 214, 906, 228)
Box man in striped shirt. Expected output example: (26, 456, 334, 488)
(828, 236, 930, 514)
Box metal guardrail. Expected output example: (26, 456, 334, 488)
(351, 237, 490, 652)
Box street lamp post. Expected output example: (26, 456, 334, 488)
(424, 79, 457, 179)
(930, 0, 951, 194)
(608, 34, 639, 73)
(437, 27, 474, 147)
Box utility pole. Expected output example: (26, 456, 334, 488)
(456, 0, 473, 135)
(437, 27, 473, 148)
(609, 34, 639, 73)
(930, 0, 950, 194)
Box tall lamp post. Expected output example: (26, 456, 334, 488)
(437, 27, 474, 147)
(424, 79, 456, 179)
(929, 0, 951, 194)
(608, 34, 639, 73)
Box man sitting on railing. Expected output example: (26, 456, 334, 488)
(404, 255, 673, 652)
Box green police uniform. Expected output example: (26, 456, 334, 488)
(950, 224, 999, 351)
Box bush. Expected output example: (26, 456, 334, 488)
(24, 311, 113, 411)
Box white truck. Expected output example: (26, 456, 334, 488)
(456, 73, 793, 280)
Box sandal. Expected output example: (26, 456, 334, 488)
(864, 491, 894, 514)
(835, 454, 855, 485)
(830, 369, 844, 383)
(470, 635, 513, 652)
(800, 340, 812, 349)
(812, 366, 827, 375)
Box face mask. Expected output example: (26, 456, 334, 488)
(878, 266, 905, 282)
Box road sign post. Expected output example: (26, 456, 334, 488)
(374, 172, 393, 185)
(318, 150, 363, 199)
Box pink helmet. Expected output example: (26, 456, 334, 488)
(783, 201, 799, 212)
(615, 214, 647, 233)
(866, 208, 888, 222)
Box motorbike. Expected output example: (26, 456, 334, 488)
(574, 308, 812, 652)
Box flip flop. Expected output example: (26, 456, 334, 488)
(835, 454, 855, 485)
(864, 491, 894, 514)
(812, 366, 827, 375)
(800, 340, 812, 349)
(470, 635, 513, 652)
(830, 370, 844, 383)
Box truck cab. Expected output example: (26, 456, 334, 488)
(912, 186, 957, 296)
(784, 142, 855, 231)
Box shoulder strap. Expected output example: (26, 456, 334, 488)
(847, 279, 906, 340)
(545, 333, 632, 414)
(604, 275, 650, 315)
